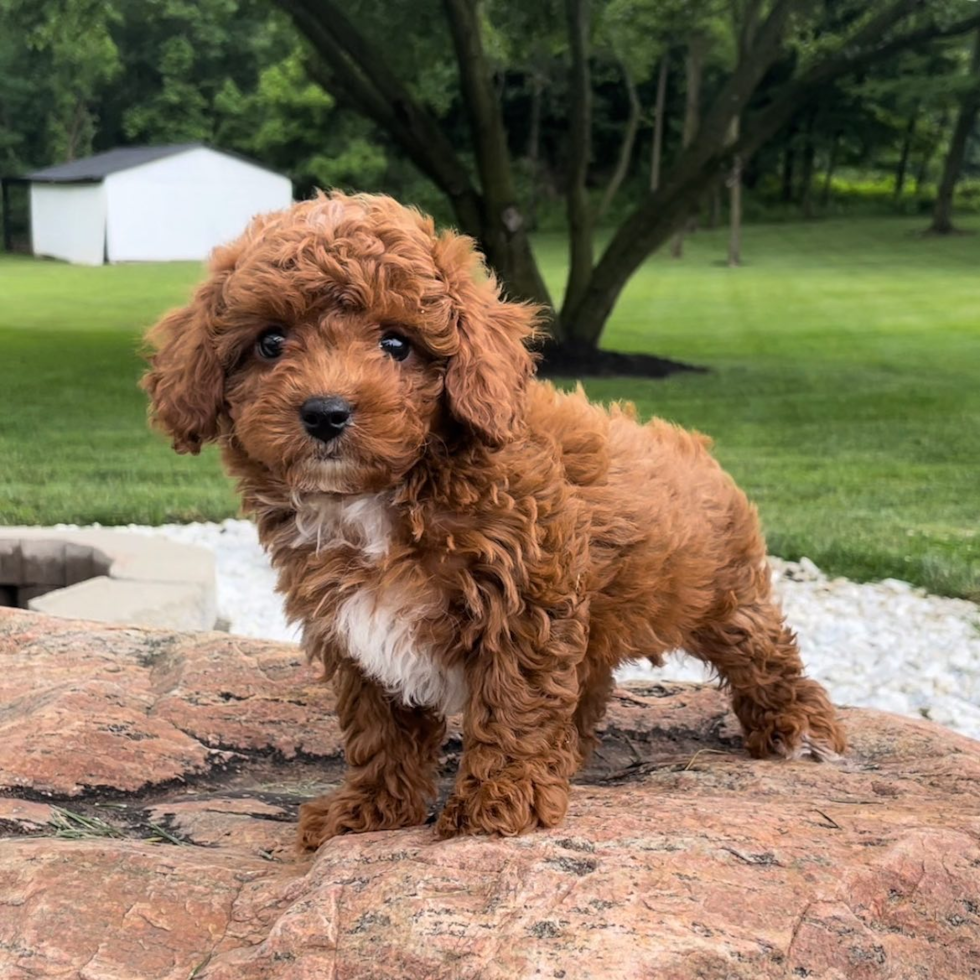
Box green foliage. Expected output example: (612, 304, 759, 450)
(123, 35, 211, 142)
(2, 0, 979, 230)
(600, 0, 729, 73)
(0, 29, 39, 171)
(600, 0, 668, 77)
(223, 51, 334, 172)
(0, 0, 121, 163)
(483, 0, 564, 65)
(323, 0, 459, 113)
(110, 0, 277, 145)
(745, 169, 980, 220)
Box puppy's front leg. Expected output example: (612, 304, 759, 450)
(298, 659, 445, 851)
(435, 613, 586, 839)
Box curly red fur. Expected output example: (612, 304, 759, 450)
(143, 190, 846, 849)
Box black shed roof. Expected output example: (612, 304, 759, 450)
(23, 144, 203, 184)
(20, 143, 286, 184)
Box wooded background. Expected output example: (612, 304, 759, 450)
(2, 0, 980, 352)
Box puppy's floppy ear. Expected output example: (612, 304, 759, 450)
(141, 276, 226, 455)
(434, 232, 541, 446)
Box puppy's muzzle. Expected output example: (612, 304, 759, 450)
(300, 396, 353, 444)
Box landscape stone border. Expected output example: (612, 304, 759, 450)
(0, 528, 217, 630)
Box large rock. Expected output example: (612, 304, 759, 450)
(1, 606, 978, 980)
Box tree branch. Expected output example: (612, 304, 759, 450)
(738, 6, 980, 164)
(669, 31, 707, 258)
(598, 59, 640, 220)
(442, 0, 553, 308)
(678, 0, 800, 178)
(277, 0, 483, 234)
(298, 49, 391, 133)
(441, 0, 517, 210)
(650, 56, 668, 192)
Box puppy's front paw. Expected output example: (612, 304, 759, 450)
(435, 774, 567, 839)
(297, 785, 427, 851)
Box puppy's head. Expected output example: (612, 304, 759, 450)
(142, 192, 540, 495)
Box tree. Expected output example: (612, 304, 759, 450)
(6, 0, 980, 354)
(930, 26, 980, 233)
(848, 46, 962, 205)
(0, 23, 42, 172)
(275, 0, 980, 353)
(568, 0, 980, 346)
(106, 0, 282, 146)
(0, 0, 121, 162)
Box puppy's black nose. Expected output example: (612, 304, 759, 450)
(300, 396, 353, 443)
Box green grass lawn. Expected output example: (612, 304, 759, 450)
(1, 216, 978, 599)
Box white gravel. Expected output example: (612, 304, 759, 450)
(121, 519, 980, 742)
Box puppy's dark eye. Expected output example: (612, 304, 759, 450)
(256, 327, 287, 360)
(380, 332, 411, 362)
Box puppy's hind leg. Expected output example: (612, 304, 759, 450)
(688, 596, 846, 762)
(573, 659, 616, 767)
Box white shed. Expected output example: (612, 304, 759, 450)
(20, 144, 293, 265)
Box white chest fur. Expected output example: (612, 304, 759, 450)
(335, 585, 467, 716)
(292, 492, 392, 558)
(292, 493, 467, 716)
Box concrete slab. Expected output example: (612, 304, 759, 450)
(29, 577, 213, 631)
(0, 528, 217, 630)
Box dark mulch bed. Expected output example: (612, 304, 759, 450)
(534, 341, 709, 380)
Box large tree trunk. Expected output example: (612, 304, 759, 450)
(930, 28, 980, 234)
(893, 105, 919, 199)
(563, 0, 797, 343)
(671, 34, 706, 258)
(650, 56, 668, 192)
(559, 1, 980, 347)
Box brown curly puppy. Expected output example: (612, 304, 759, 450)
(143, 191, 845, 849)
